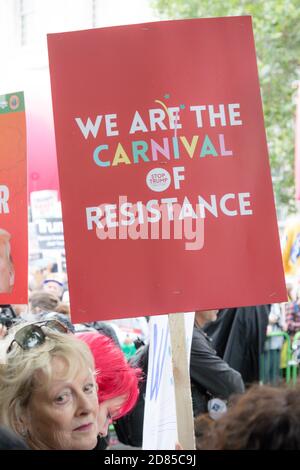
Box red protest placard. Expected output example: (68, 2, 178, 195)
(0, 92, 28, 303)
(48, 17, 286, 323)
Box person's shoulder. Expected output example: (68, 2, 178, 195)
(0, 426, 29, 450)
(193, 325, 209, 339)
(192, 326, 213, 349)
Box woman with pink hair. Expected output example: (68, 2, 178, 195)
(76, 332, 142, 440)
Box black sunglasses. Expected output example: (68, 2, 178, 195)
(7, 320, 70, 354)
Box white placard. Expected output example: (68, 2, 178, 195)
(30, 190, 59, 220)
(142, 312, 194, 450)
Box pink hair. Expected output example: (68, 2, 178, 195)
(77, 332, 142, 419)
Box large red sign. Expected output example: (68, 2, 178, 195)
(0, 91, 28, 303)
(48, 17, 286, 323)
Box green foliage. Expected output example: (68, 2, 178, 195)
(152, 0, 300, 218)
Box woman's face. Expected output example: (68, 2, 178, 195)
(23, 356, 100, 450)
(98, 395, 127, 437)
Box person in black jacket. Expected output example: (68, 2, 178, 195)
(113, 343, 148, 448)
(191, 310, 245, 416)
(204, 305, 270, 385)
(114, 310, 245, 446)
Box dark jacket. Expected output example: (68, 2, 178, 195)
(0, 426, 29, 450)
(190, 325, 245, 416)
(113, 344, 148, 448)
(204, 305, 270, 385)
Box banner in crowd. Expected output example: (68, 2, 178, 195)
(48, 17, 286, 323)
(35, 217, 64, 251)
(281, 217, 300, 278)
(30, 189, 59, 220)
(0, 91, 28, 303)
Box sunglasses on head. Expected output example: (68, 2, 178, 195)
(7, 320, 70, 354)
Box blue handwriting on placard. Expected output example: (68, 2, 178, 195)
(149, 322, 169, 401)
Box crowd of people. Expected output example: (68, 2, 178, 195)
(0, 257, 300, 450)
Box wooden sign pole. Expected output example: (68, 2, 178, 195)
(168, 313, 195, 450)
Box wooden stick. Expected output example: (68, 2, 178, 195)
(168, 313, 195, 450)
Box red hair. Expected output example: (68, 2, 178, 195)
(77, 332, 142, 419)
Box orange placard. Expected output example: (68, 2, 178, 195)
(0, 92, 28, 303)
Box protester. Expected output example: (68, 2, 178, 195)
(113, 343, 148, 448)
(28, 290, 60, 315)
(114, 310, 244, 447)
(191, 310, 244, 416)
(76, 321, 121, 348)
(42, 273, 65, 300)
(77, 331, 142, 449)
(200, 382, 300, 450)
(38, 311, 75, 333)
(263, 304, 285, 384)
(285, 296, 300, 336)
(0, 320, 102, 449)
(204, 305, 270, 385)
(29, 293, 70, 319)
(193, 413, 214, 450)
(77, 332, 142, 422)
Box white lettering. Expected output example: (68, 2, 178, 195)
(0, 185, 9, 213)
(86, 207, 103, 230)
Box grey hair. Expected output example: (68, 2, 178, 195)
(0, 324, 95, 434)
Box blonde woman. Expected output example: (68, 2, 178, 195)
(0, 320, 101, 450)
